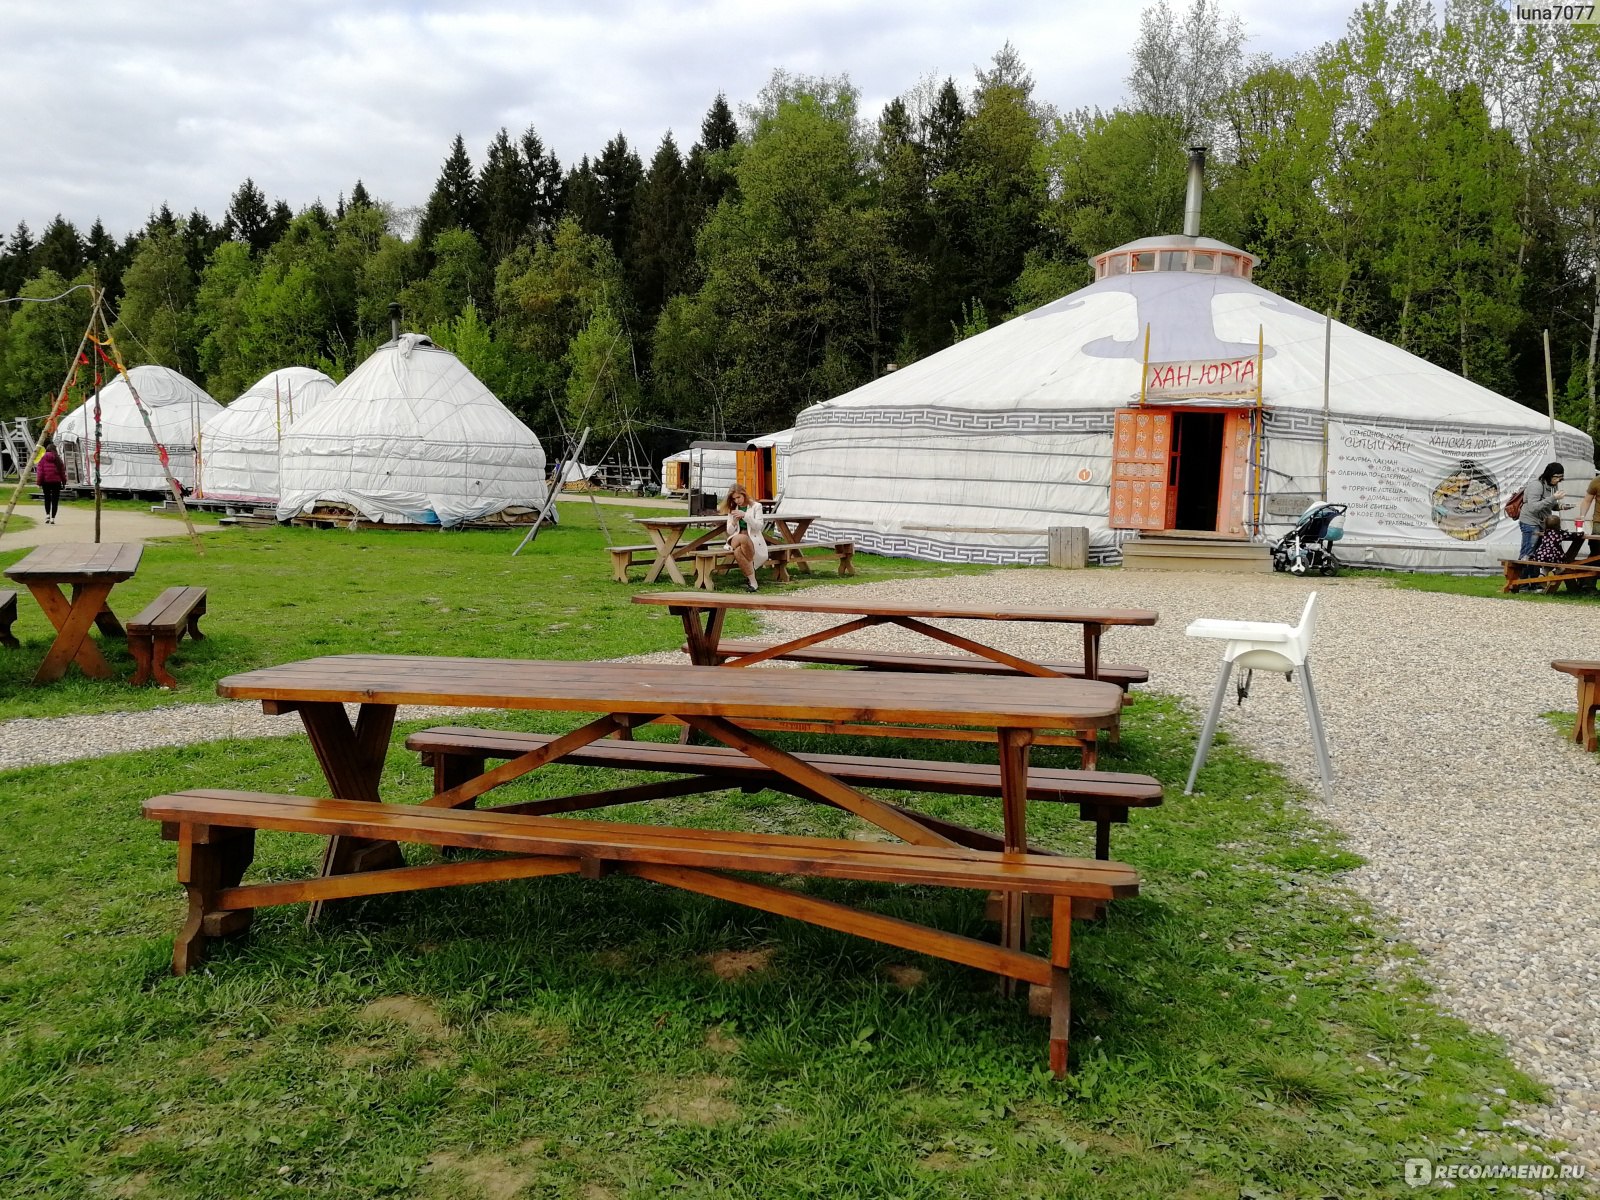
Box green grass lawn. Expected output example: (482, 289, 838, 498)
(0, 516, 1581, 1197)
(0, 502, 990, 721)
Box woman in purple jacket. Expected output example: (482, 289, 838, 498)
(34, 438, 66, 524)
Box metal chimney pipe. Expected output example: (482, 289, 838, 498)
(388, 301, 402, 341)
(1183, 146, 1207, 238)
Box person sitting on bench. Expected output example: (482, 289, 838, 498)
(723, 485, 768, 592)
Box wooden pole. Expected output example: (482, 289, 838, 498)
(1321, 310, 1332, 502)
(0, 293, 98, 537)
(94, 311, 205, 555)
(1544, 328, 1557, 443)
(1252, 325, 1265, 535)
(1137, 324, 1151, 407)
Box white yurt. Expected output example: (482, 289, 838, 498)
(56, 365, 222, 492)
(782, 227, 1591, 571)
(200, 367, 337, 504)
(660, 449, 690, 495)
(275, 335, 546, 527)
(660, 443, 740, 499)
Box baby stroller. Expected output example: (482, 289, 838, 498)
(1271, 502, 1347, 576)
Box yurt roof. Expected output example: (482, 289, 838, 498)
(804, 267, 1581, 439)
(287, 335, 529, 446)
(203, 367, 336, 436)
(59, 365, 220, 434)
(748, 428, 793, 449)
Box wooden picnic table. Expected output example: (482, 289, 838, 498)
(630, 513, 818, 586)
(3, 542, 143, 683)
(216, 654, 1126, 953)
(634, 591, 1158, 685)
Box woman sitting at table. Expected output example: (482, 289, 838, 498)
(722, 485, 768, 592)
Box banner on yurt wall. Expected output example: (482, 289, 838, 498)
(1144, 356, 1258, 400)
(1326, 421, 1550, 544)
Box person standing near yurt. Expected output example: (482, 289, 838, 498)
(33, 438, 66, 524)
(1518, 462, 1568, 563)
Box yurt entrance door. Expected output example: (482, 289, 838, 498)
(1110, 407, 1250, 537)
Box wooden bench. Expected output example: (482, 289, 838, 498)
(610, 543, 705, 583)
(0, 588, 17, 649)
(692, 542, 856, 590)
(128, 586, 207, 688)
(145, 787, 1137, 1076)
(771, 541, 856, 578)
(1552, 660, 1600, 752)
(1500, 556, 1600, 593)
(406, 727, 1162, 860)
(701, 639, 1148, 693)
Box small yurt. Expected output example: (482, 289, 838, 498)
(276, 334, 546, 527)
(747, 428, 793, 503)
(782, 170, 1591, 571)
(660, 450, 690, 495)
(200, 367, 337, 504)
(56, 365, 222, 492)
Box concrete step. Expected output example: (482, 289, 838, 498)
(1121, 537, 1272, 573)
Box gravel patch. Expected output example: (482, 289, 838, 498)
(3, 568, 1597, 1170)
(745, 570, 1600, 1174)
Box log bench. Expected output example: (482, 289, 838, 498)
(770, 540, 856, 578)
(128, 585, 207, 688)
(406, 727, 1163, 860)
(0, 588, 17, 649)
(700, 639, 1148, 694)
(1552, 659, 1600, 752)
(144, 787, 1140, 1076)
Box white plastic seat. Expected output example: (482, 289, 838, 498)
(1183, 592, 1331, 799)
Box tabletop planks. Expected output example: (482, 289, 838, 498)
(218, 654, 1125, 730)
(634, 592, 1158, 626)
(4, 541, 144, 583)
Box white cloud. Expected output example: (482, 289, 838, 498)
(0, 0, 1352, 239)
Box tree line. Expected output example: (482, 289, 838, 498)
(0, 0, 1596, 465)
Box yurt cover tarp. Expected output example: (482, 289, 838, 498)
(276, 335, 546, 527)
(57, 365, 221, 492)
(201, 366, 336, 503)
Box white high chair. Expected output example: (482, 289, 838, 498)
(1183, 592, 1331, 800)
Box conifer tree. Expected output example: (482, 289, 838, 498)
(0, 221, 34, 297)
(479, 127, 534, 263)
(417, 134, 482, 253)
(222, 179, 271, 251)
(561, 157, 608, 239)
(520, 126, 563, 239)
(594, 133, 645, 258)
(629, 132, 693, 324)
(349, 180, 374, 211)
(33, 216, 83, 280)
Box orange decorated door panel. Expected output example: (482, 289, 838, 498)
(1109, 408, 1172, 530)
(1217, 410, 1252, 537)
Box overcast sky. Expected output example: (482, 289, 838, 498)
(2, 0, 1355, 240)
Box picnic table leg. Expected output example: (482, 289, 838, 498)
(996, 728, 1035, 992)
(79, 584, 127, 639)
(776, 520, 812, 575)
(674, 604, 726, 666)
(643, 527, 687, 585)
(1579, 674, 1600, 753)
(1048, 895, 1072, 1077)
(298, 701, 401, 920)
(1081, 623, 1102, 681)
(27, 581, 117, 683)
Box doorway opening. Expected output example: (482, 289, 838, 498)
(1170, 412, 1225, 531)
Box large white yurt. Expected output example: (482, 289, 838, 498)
(56, 365, 222, 492)
(275, 335, 547, 527)
(200, 367, 337, 504)
(782, 230, 1591, 572)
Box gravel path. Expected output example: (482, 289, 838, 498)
(2, 568, 1597, 1170)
